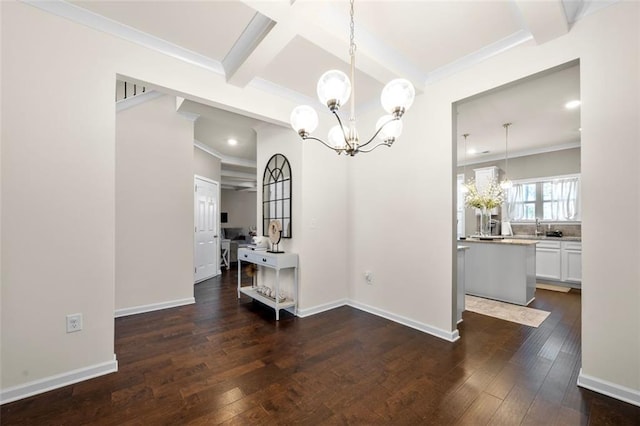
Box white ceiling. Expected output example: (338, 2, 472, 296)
(457, 62, 580, 164)
(60, 0, 616, 186)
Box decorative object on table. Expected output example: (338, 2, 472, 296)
(289, 0, 415, 156)
(263, 154, 292, 238)
(268, 220, 284, 253)
(464, 178, 504, 236)
(251, 236, 270, 250)
(245, 264, 258, 277)
(255, 285, 286, 303)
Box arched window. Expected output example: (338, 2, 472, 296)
(262, 154, 292, 238)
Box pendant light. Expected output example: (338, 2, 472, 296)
(460, 133, 470, 193)
(500, 123, 513, 189)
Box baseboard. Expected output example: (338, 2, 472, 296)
(1, 355, 118, 405)
(577, 368, 640, 407)
(114, 297, 195, 318)
(296, 299, 348, 318)
(347, 300, 460, 342)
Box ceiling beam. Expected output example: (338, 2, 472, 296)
(234, 0, 425, 91)
(221, 169, 256, 180)
(223, 12, 277, 86)
(228, 1, 300, 87)
(515, 0, 568, 44)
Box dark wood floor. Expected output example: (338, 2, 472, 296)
(3, 268, 639, 425)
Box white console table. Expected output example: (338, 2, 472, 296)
(237, 248, 298, 320)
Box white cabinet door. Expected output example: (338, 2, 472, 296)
(561, 242, 582, 283)
(474, 166, 500, 193)
(536, 245, 562, 280)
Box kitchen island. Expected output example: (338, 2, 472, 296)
(461, 238, 538, 306)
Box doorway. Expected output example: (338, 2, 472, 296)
(194, 176, 221, 282)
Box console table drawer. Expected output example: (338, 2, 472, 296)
(241, 251, 277, 267)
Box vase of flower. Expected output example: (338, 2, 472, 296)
(465, 178, 504, 237)
(481, 207, 492, 236)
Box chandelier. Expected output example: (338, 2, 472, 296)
(289, 0, 416, 156)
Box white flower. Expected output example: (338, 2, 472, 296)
(464, 178, 504, 210)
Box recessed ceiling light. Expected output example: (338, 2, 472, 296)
(227, 138, 238, 146)
(578, 127, 582, 132)
(467, 148, 477, 155)
(565, 100, 581, 109)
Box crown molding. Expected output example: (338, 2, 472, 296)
(115, 90, 163, 112)
(425, 29, 534, 86)
(177, 111, 200, 122)
(22, 0, 225, 75)
(459, 141, 580, 166)
(194, 140, 257, 169)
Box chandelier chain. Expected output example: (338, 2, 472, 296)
(503, 122, 511, 179)
(349, 0, 356, 56)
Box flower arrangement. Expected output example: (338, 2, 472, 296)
(464, 178, 505, 210)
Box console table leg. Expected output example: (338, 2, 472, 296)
(237, 260, 241, 299)
(275, 269, 280, 321)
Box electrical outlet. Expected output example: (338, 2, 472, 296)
(66, 313, 83, 333)
(364, 271, 373, 285)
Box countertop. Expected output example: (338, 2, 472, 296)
(508, 235, 582, 242)
(460, 238, 539, 246)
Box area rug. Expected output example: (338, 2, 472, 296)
(536, 283, 571, 293)
(465, 295, 550, 327)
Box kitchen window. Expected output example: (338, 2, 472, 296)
(505, 174, 580, 222)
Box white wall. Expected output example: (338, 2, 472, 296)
(220, 189, 256, 229)
(256, 123, 349, 313)
(116, 94, 194, 311)
(348, 1, 639, 399)
(1, 2, 117, 392)
(194, 146, 221, 183)
(348, 92, 457, 339)
(0, 0, 297, 399)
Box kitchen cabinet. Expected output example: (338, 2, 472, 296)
(536, 240, 562, 281)
(457, 246, 469, 323)
(535, 240, 582, 285)
(561, 241, 582, 283)
(474, 166, 500, 193)
(464, 239, 537, 306)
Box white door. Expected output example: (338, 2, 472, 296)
(194, 177, 220, 282)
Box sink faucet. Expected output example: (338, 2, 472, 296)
(535, 218, 543, 236)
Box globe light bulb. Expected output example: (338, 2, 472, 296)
(381, 78, 415, 117)
(290, 105, 319, 136)
(317, 70, 351, 111)
(376, 115, 403, 142)
(328, 125, 347, 149)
